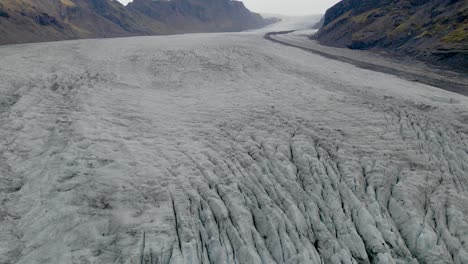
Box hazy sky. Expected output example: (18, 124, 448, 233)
(117, 0, 340, 15)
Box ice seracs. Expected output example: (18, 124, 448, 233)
(0, 17, 467, 264)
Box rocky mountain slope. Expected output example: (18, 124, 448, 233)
(316, 0, 468, 69)
(127, 0, 268, 33)
(0, 0, 270, 45)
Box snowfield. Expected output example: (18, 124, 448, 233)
(1, 19, 468, 264)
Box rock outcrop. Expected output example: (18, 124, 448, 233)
(316, 0, 468, 69)
(0, 0, 270, 45)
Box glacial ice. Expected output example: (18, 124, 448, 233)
(0, 25, 467, 264)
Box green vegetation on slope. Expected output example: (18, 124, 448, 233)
(317, 0, 468, 68)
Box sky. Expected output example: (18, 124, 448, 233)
(117, 0, 340, 16)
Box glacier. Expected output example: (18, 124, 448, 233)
(0, 19, 468, 264)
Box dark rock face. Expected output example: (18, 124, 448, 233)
(0, 9, 9, 18)
(0, 0, 270, 45)
(36, 13, 59, 26)
(317, 0, 468, 69)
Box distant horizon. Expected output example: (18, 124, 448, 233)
(116, 0, 340, 16)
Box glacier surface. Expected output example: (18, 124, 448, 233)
(0, 21, 468, 264)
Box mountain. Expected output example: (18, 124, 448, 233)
(127, 0, 268, 33)
(316, 0, 468, 69)
(0, 0, 271, 45)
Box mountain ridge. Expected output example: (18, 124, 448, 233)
(0, 0, 272, 45)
